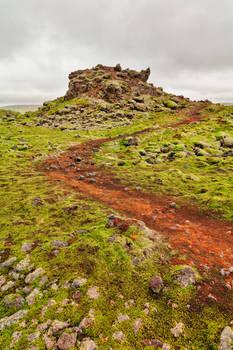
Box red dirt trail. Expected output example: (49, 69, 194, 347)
(42, 108, 233, 302)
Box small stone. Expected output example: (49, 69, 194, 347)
(0, 310, 28, 331)
(80, 337, 98, 350)
(4, 293, 24, 309)
(0, 256, 16, 268)
(169, 202, 176, 208)
(71, 278, 87, 289)
(73, 291, 81, 299)
(1, 280, 15, 292)
(15, 255, 31, 272)
(162, 344, 171, 350)
(149, 275, 164, 293)
(117, 313, 130, 322)
(51, 283, 58, 291)
(78, 317, 93, 332)
(28, 331, 40, 343)
(57, 332, 77, 350)
(51, 239, 68, 248)
(39, 275, 48, 286)
(118, 161, 125, 166)
(112, 330, 126, 342)
(87, 286, 99, 299)
(133, 318, 142, 334)
(22, 286, 33, 294)
(52, 320, 69, 334)
(37, 319, 51, 332)
(25, 268, 45, 284)
(0, 275, 6, 287)
(170, 322, 185, 337)
(21, 242, 34, 252)
(219, 326, 233, 350)
(176, 267, 196, 287)
(43, 333, 56, 349)
(10, 331, 22, 346)
(26, 288, 42, 305)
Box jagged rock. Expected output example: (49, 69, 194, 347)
(52, 320, 69, 334)
(4, 293, 24, 309)
(0, 310, 28, 331)
(0, 275, 6, 287)
(1, 280, 15, 292)
(170, 322, 185, 337)
(219, 326, 233, 350)
(43, 333, 56, 349)
(133, 318, 143, 334)
(87, 286, 99, 299)
(71, 278, 87, 289)
(80, 337, 98, 350)
(0, 256, 16, 268)
(28, 331, 40, 342)
(10, 331, 22, 346)
(77, 317, 93, 332)
(57, 332, 77, 350)
(51, 239, 68, 248)
(26, 288, 42, 305)
(25, 268, 45, 283)
(149, 275, 164, 293)
(176, 267, 196, 287)
(112, 330, 126, 342)
(117, 313, 130, 322)
(21, 242, 34, 252)
(15, 255, 31, 271)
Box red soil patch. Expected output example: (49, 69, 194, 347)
(41, 109, 233, 302)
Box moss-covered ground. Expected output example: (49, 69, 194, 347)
(0, 103, 232, 350)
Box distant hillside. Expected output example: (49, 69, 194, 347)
(0, 104, 40, 113)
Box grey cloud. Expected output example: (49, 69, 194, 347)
(0, 0, 232, 105)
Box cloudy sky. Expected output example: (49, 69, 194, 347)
(0, 0, 233, 106)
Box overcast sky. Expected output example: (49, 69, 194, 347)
(0, 0, 233, 106)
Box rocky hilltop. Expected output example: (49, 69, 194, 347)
(65, 64, 159, 101)
(34, 64, 196, 131)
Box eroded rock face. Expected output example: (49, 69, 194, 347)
(65, 65, 157, 102)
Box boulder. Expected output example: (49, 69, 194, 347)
(149, 276, 164, 293)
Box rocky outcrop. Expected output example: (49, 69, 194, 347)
(65, 64, 161, 102)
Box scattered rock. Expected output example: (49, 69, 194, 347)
(118, 160, 125, 166)
(80, 337, 98, 350)
(169, 202, 176, 208)
(141, 339, 163, 347)
(52, 320, 69, 334)
(0, 309, 28, 331)
(21, 242, 34, 252)
(43, 333, 56, 349)
(117, 313, 130, 322)
(176, 267, 196, 287)
(10, 331, 22, 346)
(0, 275, 6, 287)
(0, 256, 16, 268)
(219, 326, 233, 350)
(26, 288, 42, 305)
(15, 255, 31, 272)
(133, 318, 143, 334)
(112, 330, 126, 342)
(170, 322, 185, 337)
(149, 275, 164, 293)
(4, 293, 24, 309)
(51, 239, 68, 248)
(71, 278, 87, 289)
(78, 317, 93, 332)
(1, 280, 15, 292)
(28, 331, 40, 343)
(57, 332, 77, 350)
(25, 268, 45, 284)
(87, 286, 99, 299)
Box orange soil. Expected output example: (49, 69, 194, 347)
(42, 110, 233, 302)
